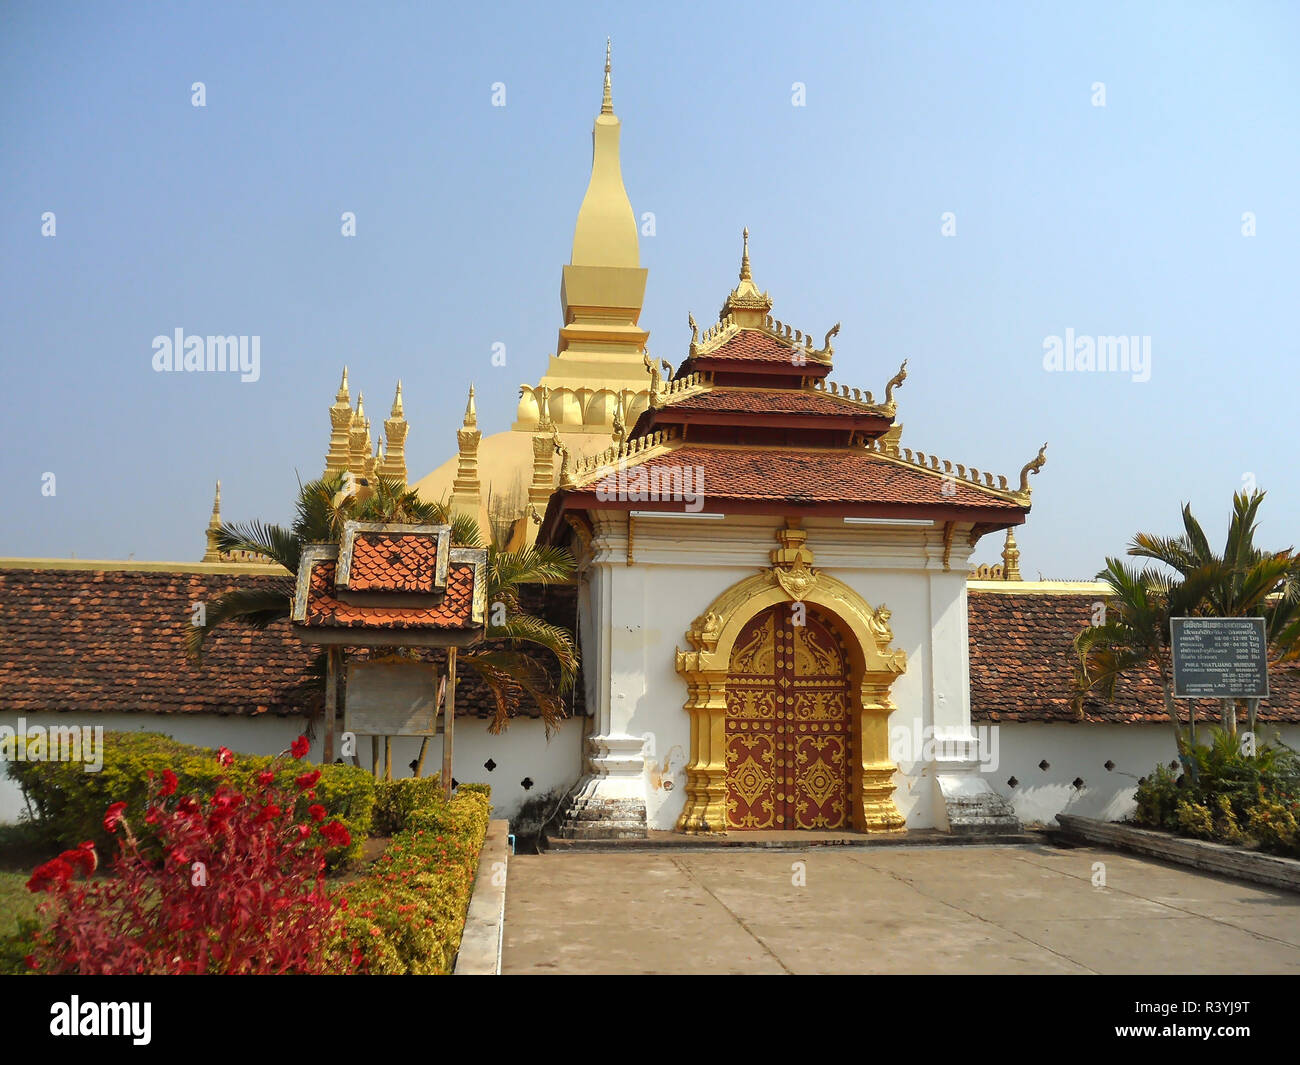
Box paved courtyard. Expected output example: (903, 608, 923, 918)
(502, 843, 1300, 974)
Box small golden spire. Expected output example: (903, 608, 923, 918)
(740, 227, 751, 282)
(601, 37, 613, 115)
(336, 366, 350, 402)
(391, 380, 403, 416)
(354, 392, 365, 422)
(1002, 528, 1022, 581)
(202, 480, 223, 562)
(463, 383, 477, 429)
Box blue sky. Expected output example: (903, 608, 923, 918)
(1, 1, 1296, 576)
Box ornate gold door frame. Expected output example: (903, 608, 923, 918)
(675, 521, 908, 835)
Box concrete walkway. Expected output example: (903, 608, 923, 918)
(502, 843, 1300, 974)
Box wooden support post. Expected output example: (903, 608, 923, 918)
(443, 647, 457, 801)
(324, 648, 339, 763)
(371, 735, 379, 779)
(384, 736, 392, 781)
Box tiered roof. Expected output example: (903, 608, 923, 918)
(541, 233, 1045, 536)
(291, 522, 487, 646)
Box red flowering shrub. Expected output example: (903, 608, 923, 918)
(24, 746, 345, 975)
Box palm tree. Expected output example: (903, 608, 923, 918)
(187, 472, 578, 733)
(1072, 558, 1215, 779)
(1128, 491, 1297, 734)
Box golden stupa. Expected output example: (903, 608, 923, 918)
(411, 41, 659, 547)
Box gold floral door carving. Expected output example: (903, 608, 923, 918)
(725, 604, 851, 829)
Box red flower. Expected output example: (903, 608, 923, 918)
(60, 842, 97, 877)
(320, 821, 351, 848)
(216, 746, 234, 767)
(295, 770, 321, 791)
(255, 803, 282, 824)
(27, 857, 74, 893)
(308, 804, 326, 823)
(257, 769, 275, 787)
(160, 768, 178, 796)
(296, 824, 311, 841)
(291, 735, 310, 760)
(103, 802, 128, 834)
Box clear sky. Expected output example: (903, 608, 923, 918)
(1, 1, 1296, 577)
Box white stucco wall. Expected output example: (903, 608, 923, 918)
(983, 721, 1300, 826)
(0, 711, 584, 826)
(576, 512, 980, 830)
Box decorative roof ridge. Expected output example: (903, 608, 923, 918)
(687, 311, 837, 364)
(568, 426, 684, 488)
(860, 436, 1047, 506)
(806, 377, 893, 416)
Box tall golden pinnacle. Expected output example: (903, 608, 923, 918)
(326, 368, 354, 475)
(601, 37, 613, 115)
(740, 226, 752, 281)
(571, 38, 637, 269)
(380, 381, 408, 482)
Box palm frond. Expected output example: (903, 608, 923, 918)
(186, 585, 294, 662)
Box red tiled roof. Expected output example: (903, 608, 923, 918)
(0, 567, 577, 720)
(0, 568, 315, 716)
(305, 558, 477, 630)
(689, 331, 803, 365)
(348, 532, 442, 593)
(574, 445, 1022, 511)
(969, 591, 1300, 724)
(667, 388, 882, 418)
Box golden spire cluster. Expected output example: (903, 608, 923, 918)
(324, 369, 407, 483)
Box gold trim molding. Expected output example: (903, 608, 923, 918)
(674, 521, 908, 836)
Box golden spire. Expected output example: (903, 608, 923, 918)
(721, 227, 773, 325)
(326, 369, 354, 475)
(380, 381, 408, 483)
(463, 383, 477, 429)
(1002, 528, 1022, 581)
(202, 480, 223, 562)
(601, 37, 613, 115)
(571, 38, 638, 268)
(452, 383, 483, 520)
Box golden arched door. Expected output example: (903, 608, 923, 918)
(725, 604, 852, 829)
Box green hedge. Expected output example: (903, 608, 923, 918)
(335, 785, 491, 974)
(7, 731, 375, 869)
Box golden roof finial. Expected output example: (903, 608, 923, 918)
(354, 391, 365, 422)
(209, 480, 221, 525)
(720, 227, 772, 325)
(336, 366, 350, 402)
(391, 380, 403, 417)
(463, 383, 478, 429)
(1002, 528, 1022, 581)
(601, 37, 613, 115)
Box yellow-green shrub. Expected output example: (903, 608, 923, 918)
(335, 786, 491, 975)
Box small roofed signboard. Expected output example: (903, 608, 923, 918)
(345, 660, 439, 736)
(1171, 617, 1269, 699)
